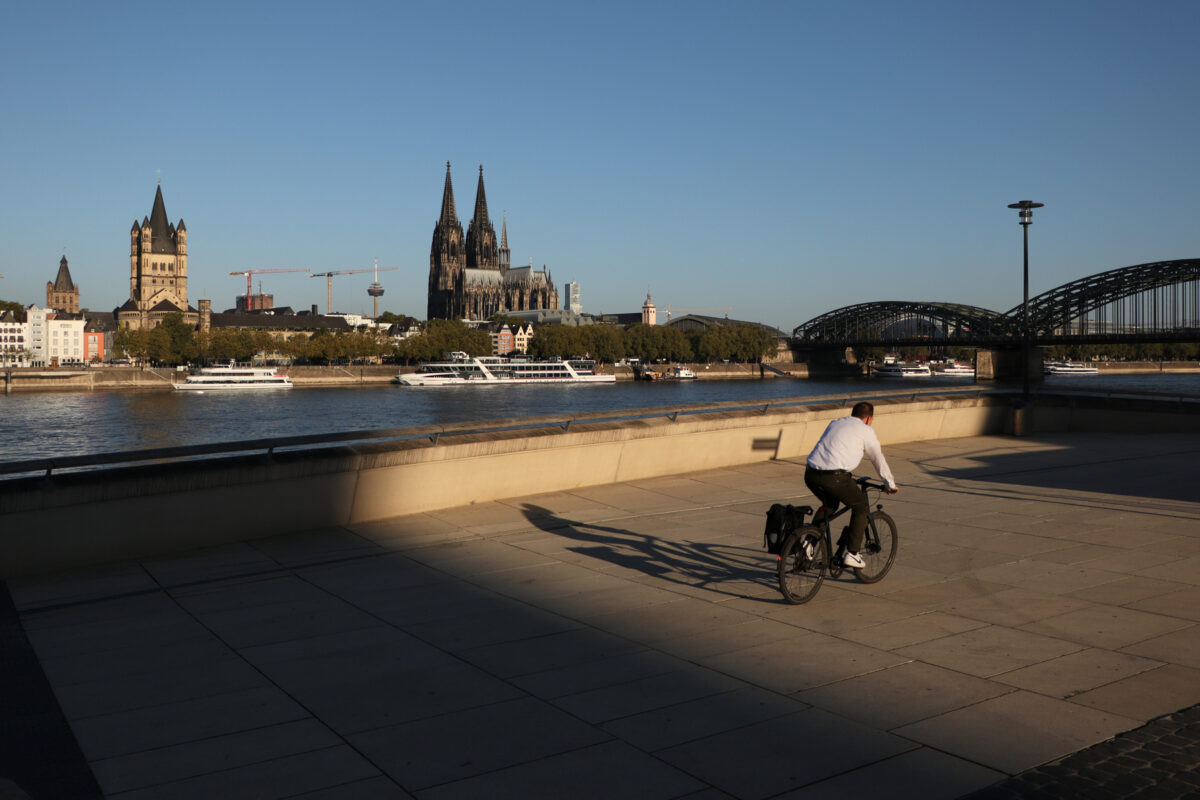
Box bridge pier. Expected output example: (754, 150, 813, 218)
(976, 346, 1044, 384)
(790, 346, 863, 378)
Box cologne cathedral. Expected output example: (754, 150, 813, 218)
(427, 163, 558, 320)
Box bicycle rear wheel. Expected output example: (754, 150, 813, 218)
(778, 529, 826, 604)
(853, 511, 898, 584)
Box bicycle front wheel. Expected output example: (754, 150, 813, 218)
(853, 511, 898, 584)
(778, 529, 826, 604)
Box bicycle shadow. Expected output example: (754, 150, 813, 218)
(518, 503, 781, 601)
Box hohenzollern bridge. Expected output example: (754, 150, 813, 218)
(792, 259, 1200, 348)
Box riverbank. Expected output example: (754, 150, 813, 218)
(2, 359, 1195, 393)
(0, 361, 800, 393)
(1091, 360, 1200, 374)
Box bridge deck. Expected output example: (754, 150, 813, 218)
(4, 431, 1200, 798)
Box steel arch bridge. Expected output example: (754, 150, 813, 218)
(792, 259, 1200, 346)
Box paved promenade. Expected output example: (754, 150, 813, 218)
(3, 430, 1200, 799)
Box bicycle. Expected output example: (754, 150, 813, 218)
(776, 477, 898, 604)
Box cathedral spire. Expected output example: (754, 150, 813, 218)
(472, 165, 490, 228)
(439, 161, 458, 224)
(499, 213, 510, 270)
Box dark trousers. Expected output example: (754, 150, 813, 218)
(804, 467, 869, 553)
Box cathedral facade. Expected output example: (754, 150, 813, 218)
(116, 185, 198, 330)
(427, 163, 558, 321)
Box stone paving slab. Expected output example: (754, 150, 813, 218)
(3, 431, 1200, 798)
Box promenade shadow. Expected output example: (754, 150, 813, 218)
(519, 503, 779, 601)
(917, 433, 1200, 506)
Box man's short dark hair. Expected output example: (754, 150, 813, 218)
(851, 401, 874, 419)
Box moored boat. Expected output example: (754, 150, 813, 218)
(173, 361, 293, 390)
(1044, 361, 1099, 375)
(932, 361, 976, 377)
(641, 365, 697, 381)
(873, 361, 932, 378)
(395, 352, 616, 386)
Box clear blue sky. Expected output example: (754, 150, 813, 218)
(2, 0, 1197, 331)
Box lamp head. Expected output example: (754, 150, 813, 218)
(1007, 200, 1044, 226)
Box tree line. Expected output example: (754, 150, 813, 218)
(109, 314, 779, 366)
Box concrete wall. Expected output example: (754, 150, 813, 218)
(0, 391, 1194, 577)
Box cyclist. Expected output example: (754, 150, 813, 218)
(804, 401, 898, 568)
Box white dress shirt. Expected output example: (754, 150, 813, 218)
(807, 416, 896, 489)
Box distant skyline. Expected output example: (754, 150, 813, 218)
(2, 1, 1197, 332)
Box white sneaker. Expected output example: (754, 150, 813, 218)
(802, 538, 815, 559)
(842, 551, 865, 568)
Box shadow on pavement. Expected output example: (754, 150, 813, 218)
(519, 503, 779, 601)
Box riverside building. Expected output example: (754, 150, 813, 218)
(0, 311, 28, 367)
(26, 305, 85, 367)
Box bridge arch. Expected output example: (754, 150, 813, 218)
(1006, 258, 1200, 338)
(792, 301, 1008, 344)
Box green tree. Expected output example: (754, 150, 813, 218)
(160, 313, 196, 364)
(0, 300, 25, 321)
(114, 327, 151, 365)
(146, 326, 172, 364)
(586, 325, 625, 363)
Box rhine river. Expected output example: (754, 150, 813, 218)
(1, 373, 1198, 462)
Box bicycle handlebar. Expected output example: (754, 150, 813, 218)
(855, 477, 892, 492)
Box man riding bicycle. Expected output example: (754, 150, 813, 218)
(804, 401, 898, 569)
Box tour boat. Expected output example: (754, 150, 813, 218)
(872, 361, 932, 378)
(1044, 361, 1099, 375)
(173, 362, 293, 390)
(932, 361, 976, 377)
(395, 352, 616, 386)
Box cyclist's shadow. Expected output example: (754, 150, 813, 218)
(519, 503, 778, 600)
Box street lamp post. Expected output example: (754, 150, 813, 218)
(1008, 200, 1043, 399)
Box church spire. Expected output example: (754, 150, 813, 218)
(53, 255, 76, 292)
(439, 161, 458, 224)
(147, 184, 177, 255)
(149, 185, 170, 237)
(499, 213, 510, 270)
(472, 165, 490, 228)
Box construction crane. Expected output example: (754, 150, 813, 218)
(310, 262, 399, 315)
(229, 268, 309, 310)
(665, 306, 732, 322)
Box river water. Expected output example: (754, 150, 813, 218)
(1, 373, 1197, 461)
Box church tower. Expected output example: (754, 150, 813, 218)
(46, 256, 80, 314)
(642, 291, 657, 325)
(428, 162, 466, 320)
(465, 166, 499, 270)
(118, 184, 194, 329)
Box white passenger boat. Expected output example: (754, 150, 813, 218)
(173, 362, 293, 390)
(932, 361, 976, 377)
(395, 352, 616, 386)
(1044, 361, 1099, 375)
(872, 361, 932, 378)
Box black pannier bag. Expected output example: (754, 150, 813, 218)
(763, 503, 813, 554)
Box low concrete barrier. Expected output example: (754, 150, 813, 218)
(0, 390, 1195, 577)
